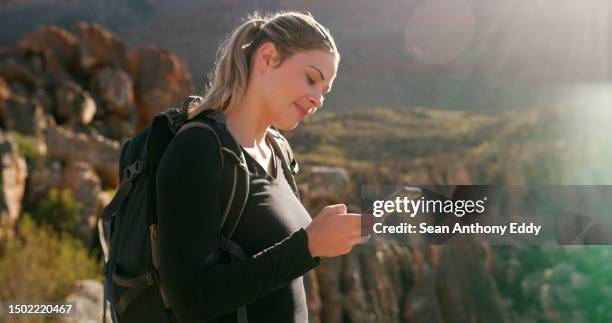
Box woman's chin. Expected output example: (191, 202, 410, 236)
(273, 120, 301, 131)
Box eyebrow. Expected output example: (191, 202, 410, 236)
(308, 65, 331, 94)
(308, 65, 325, 81)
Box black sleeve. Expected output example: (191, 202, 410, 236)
(156, 127, 320, 322)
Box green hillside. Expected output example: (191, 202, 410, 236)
(288, 105, 612, 187)
(288, 106, 612, 323)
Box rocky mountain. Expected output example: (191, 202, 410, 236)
(2, 0, 611, 113)
(0, 22, 193, 247)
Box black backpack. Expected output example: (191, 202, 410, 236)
(97, 96, 300, 323)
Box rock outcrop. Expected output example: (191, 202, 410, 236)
(62, 279, 111, 323)
(129, 46, 193, 131)
(17, 25, 79, 71)
(60, 161, 106, 246)
(0, 131, 27, 245)
(53, 79, 97, 126)
(299, 166, 509, 323)
(44, 125, 119, 187)
(90, 67, 134, 119)
(0, 22, 196, 249)
(2, 95, 47, 136)
(301, 166, 351, 214)
(75, 22, 128, 73)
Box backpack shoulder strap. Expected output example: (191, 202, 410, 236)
(177, 112, 250, 247)
(267, 127, 300, 199)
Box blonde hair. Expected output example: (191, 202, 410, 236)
(188, 11, 338, 119)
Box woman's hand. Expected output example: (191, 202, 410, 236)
(305, 204, 365, 258)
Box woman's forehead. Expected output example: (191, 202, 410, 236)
(292, 50, 338, 76)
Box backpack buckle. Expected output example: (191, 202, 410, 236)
(123, 161, 144, 180)
(146, 269, 162, 285)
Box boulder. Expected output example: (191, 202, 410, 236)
(17, 25, 79, 70)
(2, 95, 47, 136)
(75, 22, 128, 74)
(128, 46, 193, 130)
(90, 67, 134, 119)
(44, 125, 120, 187)
(301, 166, 350, 213)
(23, 160, 110, 246)
(62, 280, 111, 323)
(60, 161, 104, 245)
(0, 48, 46, 88)
(91, 115, 134, 141)
(0, 130, 28, 244)
(53, 80, 97, 126)
(33, 86, 55, 115)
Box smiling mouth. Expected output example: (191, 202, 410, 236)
(295, 103, 308, 118)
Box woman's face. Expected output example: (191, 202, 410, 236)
(254, 43, 339, 131)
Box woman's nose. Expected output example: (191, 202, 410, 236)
(309, 92, 324, 109)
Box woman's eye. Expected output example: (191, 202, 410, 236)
(306, 75, 315, 85)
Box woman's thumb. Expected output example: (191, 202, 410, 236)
(329, 204, 347, 215)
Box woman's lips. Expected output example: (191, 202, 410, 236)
(295, 102, 308, 119)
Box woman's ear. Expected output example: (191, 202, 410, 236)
(256, 42, 280, 72)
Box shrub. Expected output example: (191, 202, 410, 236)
(10, 132, 43, 164)
(0, 216, 101, 308)
(29, 189, 83, 238)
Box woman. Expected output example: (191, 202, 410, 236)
(156, 11, 364, 323)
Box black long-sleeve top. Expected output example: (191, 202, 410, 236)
(156, 125, 320, 323)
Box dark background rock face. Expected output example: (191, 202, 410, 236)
(2, 0, 612, 113)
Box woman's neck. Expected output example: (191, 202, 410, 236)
(224, 95, 270, 149)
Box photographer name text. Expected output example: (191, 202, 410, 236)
(373, 222, 542, 236)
